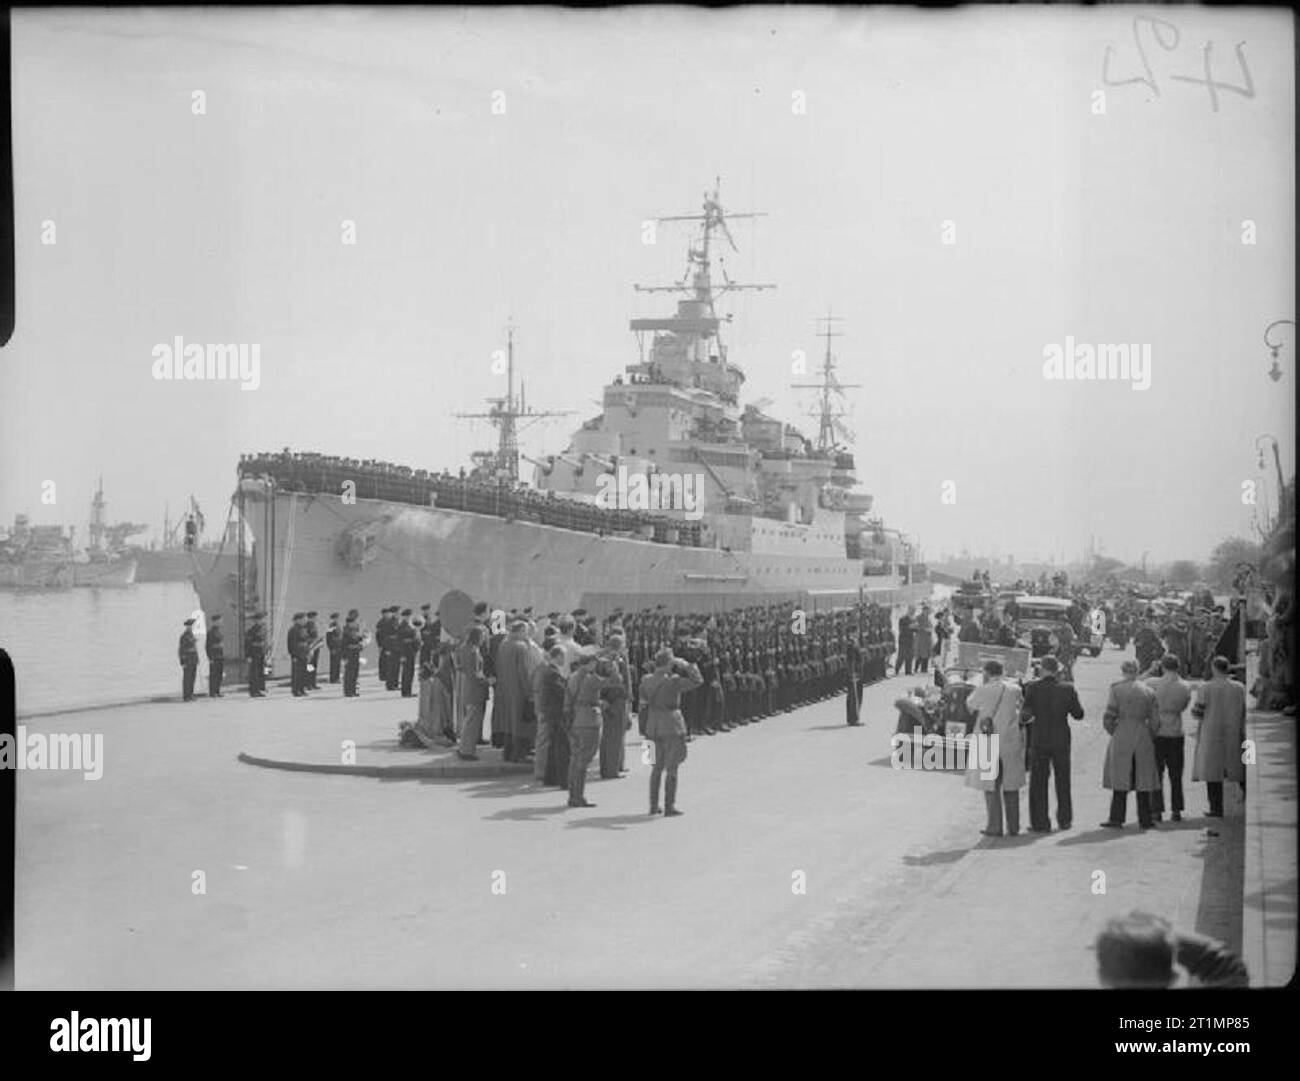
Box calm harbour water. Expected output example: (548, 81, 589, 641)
(0, 581, 206, 714)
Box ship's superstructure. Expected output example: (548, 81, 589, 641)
(531, 185, 883, 565)
(0, 479, 140, 588)
(192, 182, 930, 665)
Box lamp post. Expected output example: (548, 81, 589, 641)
(1263, 319, 1295, 382)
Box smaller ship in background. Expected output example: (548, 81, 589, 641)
(0, 478, 141, 588)
(128, 496, 242, 584)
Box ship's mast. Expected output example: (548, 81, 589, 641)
(454, 322, 572, 481)
(792, 311, 861, 454)
(633, 178, 776, 366)
(89, 475, 106, 551)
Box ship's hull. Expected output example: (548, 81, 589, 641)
(192, 489, 931, 664)
(71, 557, 138, 587)
(0, 559, 74, 589)
(134, 548, 238, 584)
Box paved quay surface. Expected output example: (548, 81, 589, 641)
(1242, 703, 1297, 987)
(15, 650, 1266, 989)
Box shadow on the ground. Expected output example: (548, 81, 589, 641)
(1194, 785, 1248, 950)
(565, 813, 659, 831)
(458, 775, 549, 798)
(975, 833, 1038, 849)
(1052, 822, 1208, 846)
(902, 848, 968, 867)
(486, 804, 571, 822)
(864, 753, 967, 778)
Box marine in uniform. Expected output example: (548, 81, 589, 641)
(305, 611, 321, 690)
(419, 603, 441, 666)
(288, 612, 308, 697)
(246, 611, 268, 697)
(397, 608, 419, 697)
(845, 633, 863, 725)
(178, 618, 199, 701)
(205, 613, 225, 697)
(325, 613, 342, 683)
(374, 608, 392, 685)
(384, 606, 402, 691)
(342, 610, 364, 697)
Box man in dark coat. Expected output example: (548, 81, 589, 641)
(1021, 655, 1084, 831)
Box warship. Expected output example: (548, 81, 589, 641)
(0, 479, 141, 588)
(192, 183, 932, 666)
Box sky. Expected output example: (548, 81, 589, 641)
(0, 5, 1293, 566)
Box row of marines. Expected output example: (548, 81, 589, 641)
(205, 598, 897, 715)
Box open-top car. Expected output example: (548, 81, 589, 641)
(893, 666, 979, 767)
(1011, 595, 1091, 660)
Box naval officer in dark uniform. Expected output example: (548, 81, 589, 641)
(179, 617, 199, 701)
(305, 611, 322, 690)
(845, 633, 864, 725)
(288, 612, 308, 697)
(325, 613, 342, 683)
(398, 608, 419, 697)
(205, 612, 225, 697)
(246, 611, 268, 697)
(342, 610, 364, 697)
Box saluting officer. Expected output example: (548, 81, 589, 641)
(206, 613, 225, 698)
(325, 613, 342, 683)
(179, 617, 199, 701)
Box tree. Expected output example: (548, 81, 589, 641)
(1262, 478, 1295, 590)
(1205, 537, 1263, 589)
(1165, 560, 1201, 586)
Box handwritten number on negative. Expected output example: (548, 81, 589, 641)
(1168, 40, 1254, 113)
(1102, 16, 1180, 98)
